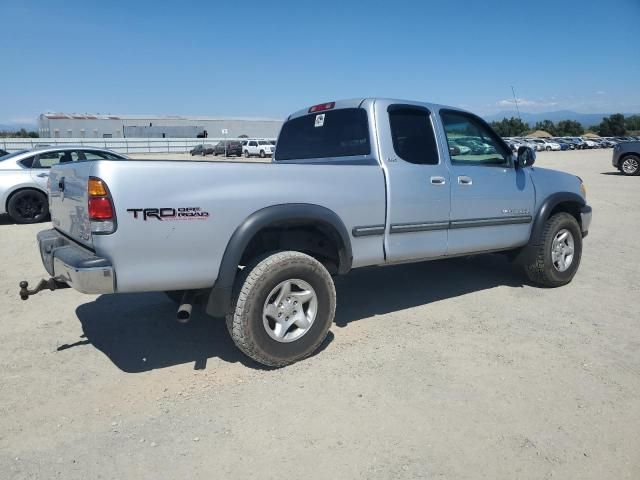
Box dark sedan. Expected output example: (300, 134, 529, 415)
(190, 144, 215, 156)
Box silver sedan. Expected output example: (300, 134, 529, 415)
(0, 146, 127, 223)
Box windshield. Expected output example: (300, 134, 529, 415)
(0, 150, 28, 161)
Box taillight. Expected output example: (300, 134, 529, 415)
(88, 197, 113, 219)
(88, 177, 116, 234)
(308, 102, 335, 113)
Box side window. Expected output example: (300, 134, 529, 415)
(440, 111, 510, 167)
(32, 151, 68, 168)
(388, 106, 439, 165)
(19, 156, 35, 168)
(83, 151, 111, 160)
(250, 141, 257, 147)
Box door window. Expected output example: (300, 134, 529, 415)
(388, 106, 439, 165)
(82, 150, 122, 160)
(32, 151, 70, 168)
(440, 111, 511, 167)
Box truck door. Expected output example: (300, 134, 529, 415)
(376, 103, 451, 262)
(438, 110, 535, 255)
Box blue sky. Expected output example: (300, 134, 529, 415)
(1, 0, 639, 124)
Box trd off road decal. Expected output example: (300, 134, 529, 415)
(127, 207, 210, 221)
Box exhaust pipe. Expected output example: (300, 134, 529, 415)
(177, 290, 196, 323)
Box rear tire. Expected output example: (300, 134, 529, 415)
(7, 189, 49, 224)
(620, 155, 640, 176)
(226, 251, 336, 367)
(244, 150, 249, 158)
(523, 212, 582, 287)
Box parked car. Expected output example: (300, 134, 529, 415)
(582, 139, 599, 149)
(551, 138, 572, 151)
(22, 98, 591, 367)
(516, 138, 541, 151)
(612, 140, 640, 176)
(190, 144, 215, 156)
(214, 140, 243, 157)
(528, 138, 561, 151)
(0, 146, 127, 223)
(0, 149, 9, 157)
(562, 137, 587, 150)
(448, 138, 472, 154)
(243, 140, 276, 158)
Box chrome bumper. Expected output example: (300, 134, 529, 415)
(37, 229, 115, 294)
(580, 205, 592, 237)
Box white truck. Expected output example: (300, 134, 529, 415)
(21, 98, 592, 367)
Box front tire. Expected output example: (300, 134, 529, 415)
(259, 150, 266, 158)
(7, 189, 49, 224)
(524, 212, 582, 287)
(227, 251, 336, 367)
(620, 155, 640, 176)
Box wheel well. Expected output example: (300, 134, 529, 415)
(6, 187, 48, 211)
(549, 201, 582, 228)
(240, 222, 343, 274)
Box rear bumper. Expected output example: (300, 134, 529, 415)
(37, 229, 115, 294)
(580, 205, 592, 237)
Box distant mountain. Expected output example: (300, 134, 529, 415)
(483, 110, 638, 127)
(0, 122, 38, 132)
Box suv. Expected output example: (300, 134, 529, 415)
(612, 140, 640, 175)
(243, 140, 275, 158)
(214, 140, 243, 157)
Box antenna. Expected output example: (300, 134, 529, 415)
(511, 85, 521, 121)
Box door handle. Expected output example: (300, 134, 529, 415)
(458, 175, 473, 185)
(430, 176, 446, 185)
(37, 173, 49, 178)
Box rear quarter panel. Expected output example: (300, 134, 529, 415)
(91, 160, 386, 292)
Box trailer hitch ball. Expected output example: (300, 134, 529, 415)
(19, 278, 70, 300)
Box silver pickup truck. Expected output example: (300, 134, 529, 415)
(21, 98, 592, 367)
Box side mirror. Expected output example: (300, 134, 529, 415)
(516, 146, 536, 168)
(449, 146, 461, 156)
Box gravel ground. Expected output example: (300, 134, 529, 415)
(1, 149, 638, 479)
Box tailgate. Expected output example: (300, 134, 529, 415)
(48, 162, 94, 248)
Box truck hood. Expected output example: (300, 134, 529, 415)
(528, 166, 585, 203)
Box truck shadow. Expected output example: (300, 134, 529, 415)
(70, 254, 525, 372)
(333, 254, 524, 327)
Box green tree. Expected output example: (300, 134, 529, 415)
(533, 120, 557, 136)
(555, 120, 583, 136)
(597, 113, 626, 136)
(489, 117, 529, 137)
(624, 115, 640, 132)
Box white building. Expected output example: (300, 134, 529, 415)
(38, 113, 283, 139)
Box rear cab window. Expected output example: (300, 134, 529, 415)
(274, 108, 371, 161)
(388, 105, 439, 165)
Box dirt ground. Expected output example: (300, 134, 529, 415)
(1, 149, 638, 479)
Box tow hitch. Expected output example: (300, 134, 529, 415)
(19, 279, 70, 300)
